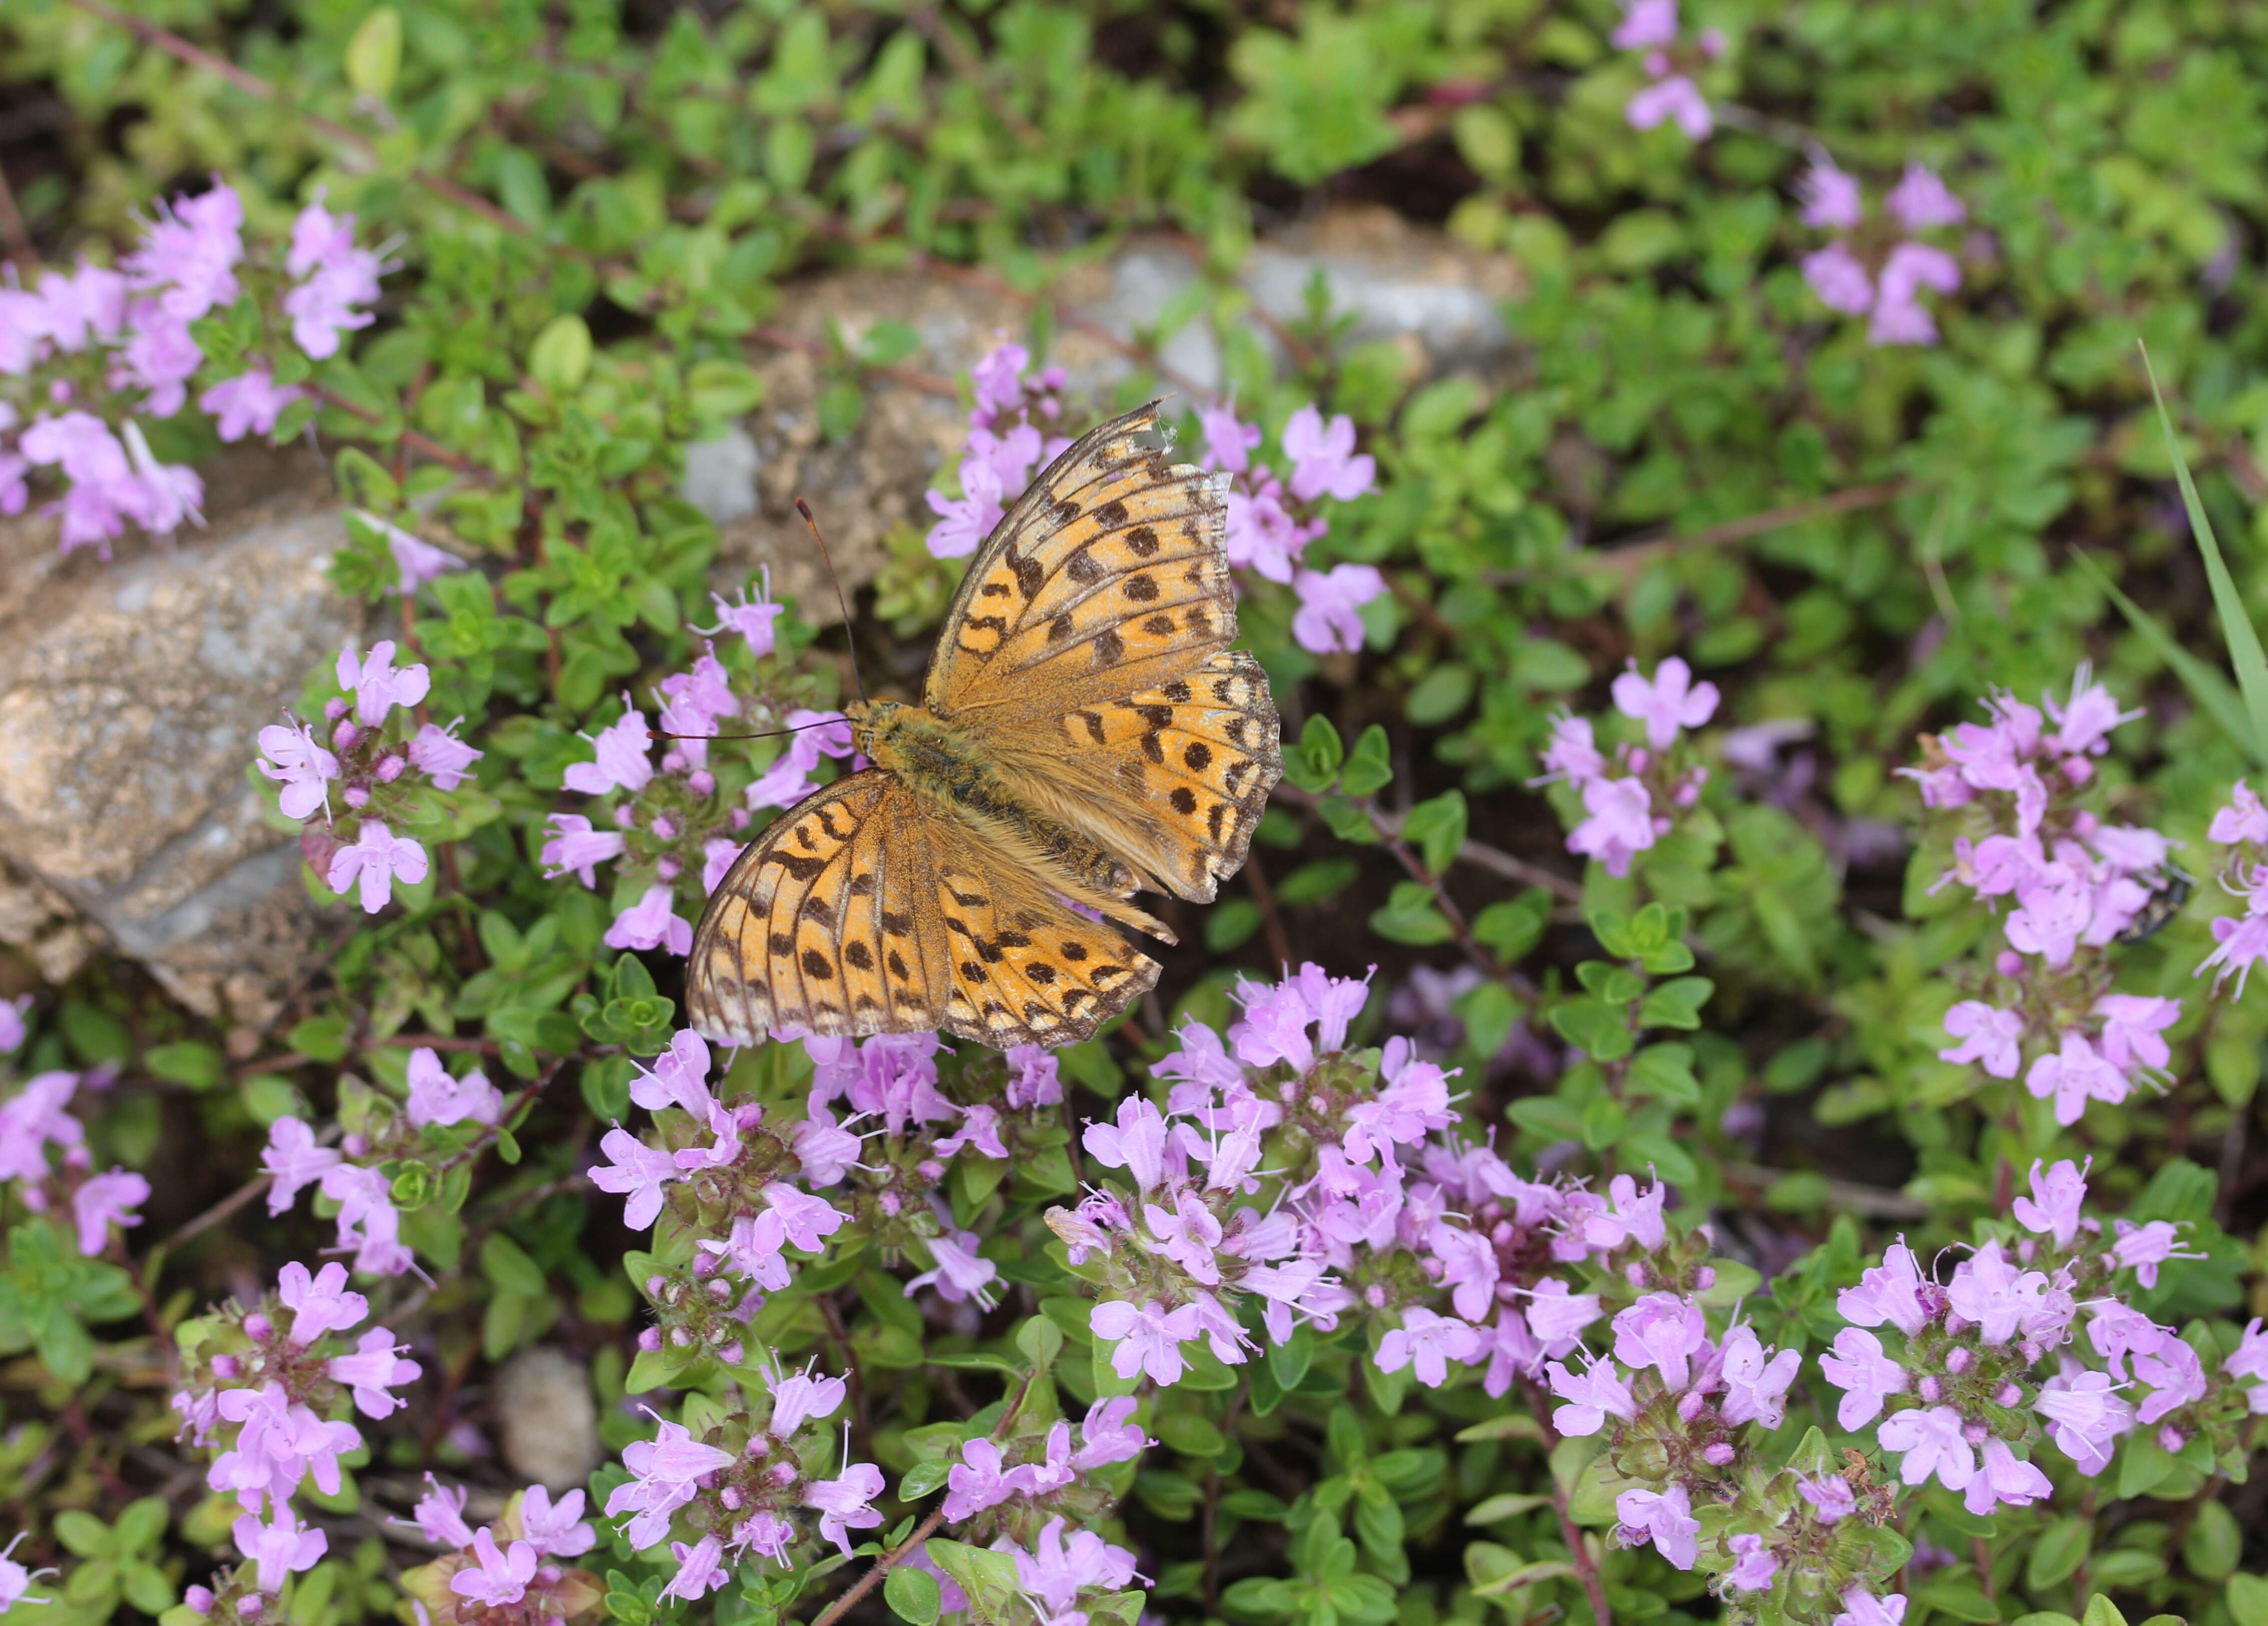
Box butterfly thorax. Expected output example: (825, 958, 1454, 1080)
(848, 699, 1130, 898)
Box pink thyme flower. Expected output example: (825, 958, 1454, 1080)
(1199, 404, 1262, 474)
(1884, 164, 1967, 231)
(1626, 75, 1712, 140)
(1819, 1329, 1906, 1428)
(1567, 776, 1657, 877)
(539, 813, 626, 887)
(1938, 1001, 2022, 1079)
(408, 720, 482, 790)
(283, 192, 384, 360)
(71, 1167, 148, 1256)
(1876, 1404, 1973, 1492)
(327, 1327, 420, 1418)
(926, 456, 1006, 560)
(1281, 407, 1376, 504)
(1614, 1484, 1698, 1569)
(1611, 657, 1719, 749)
(2200, 905, 2268, 997)
(2024, 1031, 2129, 1126)
(700, 573, 786, 659)
(327, 821, 429, 912)
(1839, 1239, 1929, 1336)
(1544, 1354, 1635, 1436)
(260, 1117, 340, 1215)
(519, 1486, 596, 1558)
(1725, 1532, 1778, 1591)
(1798, 160, 1865, 231)
(564, 700, 655, 797)
(1610, 0, 1679, 50)
(605, 885, 695, 956)
(200, 370, 301, 441)
(2210, 782, 2268, 845)
(411, 1476, 477, 1547)
(404, 1048, 503, 1129)
(276, 1259, 368, 1344)
(2011, 1158, 2089, 1249)
(804, 1463, 885, 1556)
(255, 719, 341, 820)
(2096, 994, 2177, 1074)
(1377, 1307, 1482, 1388)
(232, 1509, 327, 1594)
(591, 1127, 683, 1231)
(336, 640, 431, 727)
(1290, 563, 1385, 655)
(1963, 1437, 2051, 1515)
(1833, 1589, 1909, 1626)
(453, 1529, 538, 1609)
(1090, 1299, 1202, 1385)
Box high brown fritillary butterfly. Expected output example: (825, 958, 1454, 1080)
(686, 401, 1286, 1051)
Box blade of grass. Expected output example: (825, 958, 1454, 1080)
(2140, 341, 2268, 766)
(2069, 547, 2260, 762)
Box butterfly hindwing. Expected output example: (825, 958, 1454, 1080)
(687, 773, 945, 1042)
(930, 402, 1236, 724)
(926, 818, 1162, 1047)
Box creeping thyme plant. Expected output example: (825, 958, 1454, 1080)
(8, 3, 2268, 1626)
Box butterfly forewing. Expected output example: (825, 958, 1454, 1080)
(929, 402, 1237, 724)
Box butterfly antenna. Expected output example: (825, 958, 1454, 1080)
(646, 718, 845, 744)
(795, 496, 871, 708)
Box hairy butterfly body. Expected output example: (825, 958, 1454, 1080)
(688, 401, 1285, 1050)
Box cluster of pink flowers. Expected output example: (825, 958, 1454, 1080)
(925, 340, 1071, 560)
(604, 1358, 883, 1599)
(1611, 0, 1726, 139)
(1798, 159, 1967, 346)
(0, 1065, 147, 1257)
(1912, 670, 2184, 1124)
(1827, 1160, 2252, 1491)
(252, 640, 479, 915)
(938, 1395, 1150, 1541)
(169, 1261, 418, 1617)
(543, 592, 848, 957)
(257, 1043, 509, 1281)
(0, 179, 385, 557)
(1536, 657, 1718, 877)
(2198, 779, 2268, 995)
(397, 1480, 601, 1626)
(1196, 402, 1381, 656)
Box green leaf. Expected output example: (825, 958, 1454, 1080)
(1368, 881, 1455, 945)
(1340, 725, 1393, 797)
(2227, 1575, 2268, 1626)
(1639, 977, 1713, 1030)
(1914, 1578, 2000, 1624)
(2027, 1514, 2092, 1591)
(344, 6, 403, 99)
(1289, 716, 1345, 793)
(145, 1041, 224, 1090)
(480, 1233, 547, 1297)
(529, 315, 594, 395)
(884, 1565, 941, 1626)
(2186, 1498, 2241, 1581)
(1403, 791, 1467, 876)
(2141, 345, 2268, 766)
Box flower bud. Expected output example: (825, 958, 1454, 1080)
(708, 1278, 733, 1302)
(1918, 1375, 1941, 1402)
(1363, 1283, 1389, 1309)
(745, 1436, 769, 1458)
(1491, 1221, 1516, 1246)
(332, 720, 361, 752)
(1693, 1265, 1717, 1290)
(647, 1274, 668, 1295)
(344, 785, 370, 808)
(1943, 1313, 1971, 1338)
(670, 1326, 693, 1347)
(916, 1159, 944, 1182)
(1961, 1419, 1989, 1444)
(1703, 1442, 1735, 1465)
(1995, 1382, 2022, 1407)
(657, 857, 681, 881)
(768, 1461, 798, 1488)
(324, 698, 349, 723)
(238, 1597, 263, 1617)
(2062, 757, 2093, 785)
(2159, 1425, 2185, 1452)
(718, 1342, 744, 1366)
(1944, 1348, 1971, 1375)
(1625, 1263, 1647, 1287)
(1627, 748, 1651, 773)
(615, 804, 637, 828)
(2017, 1339, 2042, 1365)
(343, 1133, 369, 1157)
(689, 771, 716, 796)
(375, 754, 405, 783)
(720, 1486, 744, 1509)
(730, 807, 750, 830)
(243, 1314, 272, 1342)
(1677, 1390, 1706, 1422)
(651, 815, 679, 841)
(210, 1354, 240, 1378)
(1994, 950, 2024, 978)
(638, 1328, 662, 1352)
(879, 1191, 902, 1216)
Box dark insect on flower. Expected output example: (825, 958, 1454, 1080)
(2115, 867, 2193, 944)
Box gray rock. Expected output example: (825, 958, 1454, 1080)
(0, 445, 357, 1027)
(720, 209, 1518, 612)
(679, 428, 762, 526)
(493, 1347, 602, 1493)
